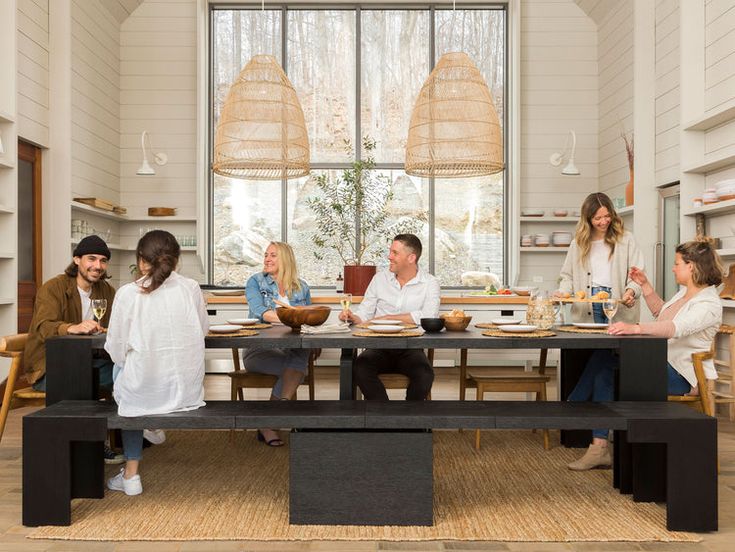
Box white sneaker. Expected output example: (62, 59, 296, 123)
(143, 429, 166, 445)
(107, 468, 143, 496)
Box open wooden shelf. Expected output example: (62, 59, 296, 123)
(683, 99, 735, 131)
(683, 152, 735, 174)
(519, 247, 569, 252)
(684, 198, 735, 217)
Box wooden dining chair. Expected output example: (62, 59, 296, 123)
(0, 334, 46, 443)
(459, 348, 549, 400)
(668, 351, 715, 417)
(228, 348, 319, 401)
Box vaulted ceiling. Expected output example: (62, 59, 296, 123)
(99, 0, 144, 24)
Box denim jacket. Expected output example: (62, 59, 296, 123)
(245, 272, 312, 321)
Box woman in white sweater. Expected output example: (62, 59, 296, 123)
(568, 237, 724, 471)
(104, 230, 208, 496)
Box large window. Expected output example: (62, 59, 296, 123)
(210, 5, 506, 287)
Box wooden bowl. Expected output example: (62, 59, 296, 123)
(276, 306, 331, 332)
(441, 315, 472, 331)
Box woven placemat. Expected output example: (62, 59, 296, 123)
(356, 322, 418, 329)
(231, 323, 271, 330)
(482, 329, 555, 338)
(352, 330, 424, 337)
(207, 329, 259, 337)
(475, 322, 505, 329)
(556, 325, 608, 334)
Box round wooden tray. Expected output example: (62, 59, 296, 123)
(352, 330, 424, 337)
(356, 322, 418, 329)
(207, 329, 259, 337)
(482, 329, 555, 338)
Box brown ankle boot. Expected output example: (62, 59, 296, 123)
(567, 443, 612, 471)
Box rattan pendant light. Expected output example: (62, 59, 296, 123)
(213, 54, 310, 180)
(405, 52, 504, 178)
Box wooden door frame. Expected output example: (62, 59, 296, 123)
(17, 140, 42, 285)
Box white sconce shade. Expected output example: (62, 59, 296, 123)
(549, 130, 580, 176)
(136, 130, 168, 176)
(0, 130, 4, 155)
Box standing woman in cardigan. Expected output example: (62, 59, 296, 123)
(556, 192, 644, 323)
(555, 192, 644, 471)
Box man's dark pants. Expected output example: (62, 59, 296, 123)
(354, 349, 434, 400)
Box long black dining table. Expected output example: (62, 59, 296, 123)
(45, 326, 669, 498)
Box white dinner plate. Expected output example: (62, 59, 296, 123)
(209, 290, 245, 296)
(367, 325, 404, 333)
(491, 317, 522, 325)
(370, 319, 402, 325)
(227, 318, 259, 325)
(572, 322, 609, 329)
(209, 324, 242, 334)
(499, 325, 538, 333)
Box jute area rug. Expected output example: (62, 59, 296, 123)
(30, 430, 698, 542)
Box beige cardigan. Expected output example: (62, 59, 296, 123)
(558, 231, 645, 324)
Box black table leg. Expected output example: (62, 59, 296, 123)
(46, 338, 98, 406)
(23, 416, 107, 526)
(339, 348, 356, 400)
(628, 417, 717, 532)
(559, 349, 593, 448)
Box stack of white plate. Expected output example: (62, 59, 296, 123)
(521, 234, 533, 247)
(534, 233, 550, 247)
(715, 179, 735, 201)
(703, 188, 719, 204)
(552, 231, 573, 247)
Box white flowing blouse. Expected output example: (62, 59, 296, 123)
(105, 271, 209, 417)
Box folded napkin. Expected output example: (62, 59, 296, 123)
(301, 322, 352, 335)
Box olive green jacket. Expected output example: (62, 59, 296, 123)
(23, 274, 115, 384)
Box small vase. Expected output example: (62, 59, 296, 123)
(625, 167, 634, 206)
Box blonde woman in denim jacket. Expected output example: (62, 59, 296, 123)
(242, 241, 312, 446)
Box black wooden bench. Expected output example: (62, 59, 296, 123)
(22, 400, 717, 532)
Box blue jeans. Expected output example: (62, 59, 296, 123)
(111, 364, 144, 461)
(569, 351, 691, 440)
(591, 286, 612, 324)
(32, 358, 114, 392)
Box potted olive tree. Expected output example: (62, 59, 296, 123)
(307, 137, 425, 295)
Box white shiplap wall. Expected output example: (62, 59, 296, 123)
(17, 0, 49, 147)
(71, 0, 121, 204)
(597, 0, 633, 201)
(655, 0, 679, 187)
(704, 0, 735, 112)
(519, 0, 598, 288)
(119, 0, 202, 281)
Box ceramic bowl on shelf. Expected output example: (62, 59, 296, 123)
(703, 189, 719, 204)
(553, 209, 568, 217)
(522, 209, 545, 217)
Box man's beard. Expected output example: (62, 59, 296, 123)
(80, 268, 104, 284)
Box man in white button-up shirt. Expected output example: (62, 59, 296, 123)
(339, 234, 440, 400)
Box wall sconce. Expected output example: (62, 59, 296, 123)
(0, 129, 4, 155)
(136, 130, 167, 176)
(549, 130, 580, 176)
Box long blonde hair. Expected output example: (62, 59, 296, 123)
(267, 241, 302, 297)
(575, 192, 625, 263)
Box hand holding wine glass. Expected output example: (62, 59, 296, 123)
(91, 298, 107, 327)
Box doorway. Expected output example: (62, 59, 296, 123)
(17, 141, 42, 333)
(656, 184, 680, 301)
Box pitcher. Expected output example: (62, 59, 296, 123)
(526, 289, 555, 330)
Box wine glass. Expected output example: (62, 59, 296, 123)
(602, 299, 618, 324)
(91, 298, 107, 325)
(340, 293, 352, 315)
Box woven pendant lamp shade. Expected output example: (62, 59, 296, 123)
(405, 52, 504, 178)
(213, 55, 310, 180)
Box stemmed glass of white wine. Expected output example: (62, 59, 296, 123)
(602, 299, 618, 325)
(340, 293, 352, 315)
(91, 298, 107, 327)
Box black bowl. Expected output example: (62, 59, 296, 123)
(420, 318, 445, 333)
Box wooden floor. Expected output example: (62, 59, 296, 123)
(0, 366, 734, 551)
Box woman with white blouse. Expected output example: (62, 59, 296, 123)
(568, 237, 724, 471)
(104, 230, 208, 495)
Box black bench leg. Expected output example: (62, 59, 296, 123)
(628, 418, 717, 532)
(23, 417, 107, 526)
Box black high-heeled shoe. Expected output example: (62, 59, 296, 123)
(256, 430, 284, 447)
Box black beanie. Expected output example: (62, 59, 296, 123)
(73, 235, 112, 260)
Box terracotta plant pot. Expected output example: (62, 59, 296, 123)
(343, 265, 376, 296)
(625, 167, 634, 206)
